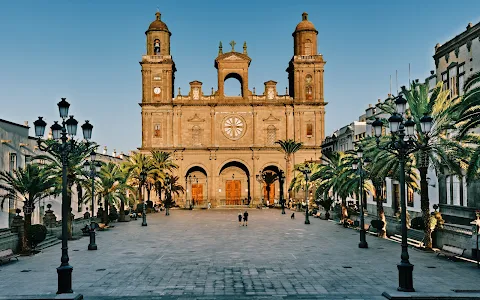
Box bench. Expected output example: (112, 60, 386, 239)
(0, 249, 19, 265)
(437, 244, 466, 261)
(392, 234, 424, 248)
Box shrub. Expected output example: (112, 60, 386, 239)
(27, 224, 47, 249)
(411, 217, 424, 230)
(371, 219, 384, 231)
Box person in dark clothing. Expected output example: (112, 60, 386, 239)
(243, 210, 249, 226)
(238, 211, 243, 226)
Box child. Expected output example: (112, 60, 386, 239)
(243, 210, 249, 226)
(238, 212, 243, 226)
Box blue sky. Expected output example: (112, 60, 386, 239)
(1, 0, 479, 154)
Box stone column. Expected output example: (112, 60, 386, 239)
(10, 209, 25, 253)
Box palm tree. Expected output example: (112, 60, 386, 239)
(98, 162, 133, 224)
(401, 81, 467, 249)
(275, 139, 303, 199)
(361, 136, 420, 238)
(0, 164, 58, 252)
(163, 175, 185, 215)
(34, 140, 95, 239)
(150, 151, 178, 206)
(454, 71, 480, 137)
(289, 162, 321, 210)
(452, 72, 480, 182)
(262, 171, 278, 206)
(122, 152, 157, 211)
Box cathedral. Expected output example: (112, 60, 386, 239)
(139, 11, 326, 207)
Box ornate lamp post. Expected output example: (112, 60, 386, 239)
(165, 175, 172, 215)
(140, 170, 147, 227)
(301, 164, 312, 225)
(83, 150, 101, 251)
(279, 170, 286, 214)
(188, 174, 192, 208)
(352, 147, 368, 249)
(33, 98, 93, 294)
(372, 95, 433, 292)
(256, 171, 263, 207)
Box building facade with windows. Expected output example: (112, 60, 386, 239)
(139, 12, 326, 207)
(434, 21, 480, 225)
(0, 118, 126, 229)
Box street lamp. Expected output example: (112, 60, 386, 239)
(256, 170, 264, 207)
(353, 146, 368, 249)
(301, 163, 312, 225)
(83, 150, 101, 251)
(188, 175, 192, 208)
(33, 97, 94, 294)
(372, 95, 433, 292)
(279, 170, 286, 215)
(140, 170, 147, 226)
(165, 175, 172, 215)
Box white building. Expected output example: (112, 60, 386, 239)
(0, 118, 126, 229)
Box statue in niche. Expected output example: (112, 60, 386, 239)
(154, 39, 161, 55)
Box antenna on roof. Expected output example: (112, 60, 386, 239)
(396, 70, 398, 95)
(408, 63, 411, 85)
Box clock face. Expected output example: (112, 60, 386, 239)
(223, 116, 245, 140)
(153, 87, 161, 95)
(193, 87, 200, 100)
(267, 88, 275, 100)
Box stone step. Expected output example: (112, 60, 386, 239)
(36, 234, 60, 251)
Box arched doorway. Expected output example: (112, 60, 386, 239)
(185, 166, 208, 208)
(258, 165, 286, 210)
(218, 161, 250, 206)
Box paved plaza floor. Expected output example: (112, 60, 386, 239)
(0, 209, 479, 299)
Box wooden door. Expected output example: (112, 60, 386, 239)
(192, 184, 203, 206)
(226, 180, 241, 205)
(263, 183, 275, 205)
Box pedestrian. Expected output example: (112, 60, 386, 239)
(238, 211, 243, 226)
(243, 210, 249, 226)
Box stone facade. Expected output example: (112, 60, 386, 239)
(139, 12, 326, 206)
(434, 21, 480, 225)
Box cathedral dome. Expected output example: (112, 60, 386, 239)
(294, 12, 317, 32)
(147, 12, 169, 32)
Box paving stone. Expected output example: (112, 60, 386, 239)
(1, 209, 479, 299)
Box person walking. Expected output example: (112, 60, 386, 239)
(238, 211, 243, 226)
(243, 210, 249, 226)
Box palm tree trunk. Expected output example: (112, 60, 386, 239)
(375, 182, 386, 238)
(419, 165, 432, 249)
(103, 197, 109, 225)
(341, 197, 347, 223)
(119, 199, 125, 222)
(285, 156, 291, 200)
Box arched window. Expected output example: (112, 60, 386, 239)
(306, 123, 313, 137)
(267, 125, 276, 145)
(192, 125, 201, 146)
(306, 86, 313, 100)
(304, 39, 312, 55)
(154, 39, 161, 55)
(154, 124, 161, 138)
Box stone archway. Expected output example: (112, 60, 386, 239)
(218, 161, 251, 206)
(223, 73, 244, 97)
(185, 165, 208, 208)
(259, 165, 286, 211)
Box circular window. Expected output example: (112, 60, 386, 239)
(223, 115, 245, 140)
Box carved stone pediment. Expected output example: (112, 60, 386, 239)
(263, 114, 280, 123)
(187, 113, 206, 122)
(224, 55, 242, 60)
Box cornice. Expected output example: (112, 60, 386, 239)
(139, 101, 327, 107)
(139, 146, 322, 151)
(433, 22, 480, 60)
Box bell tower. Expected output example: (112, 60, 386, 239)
(140, 11, 176, 149)
(286, 12, 325, 102)
(140, 11, 176, 103)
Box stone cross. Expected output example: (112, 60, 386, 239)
(230, 40, 236, 52)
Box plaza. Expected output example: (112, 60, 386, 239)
(0, 209, 478, 299)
